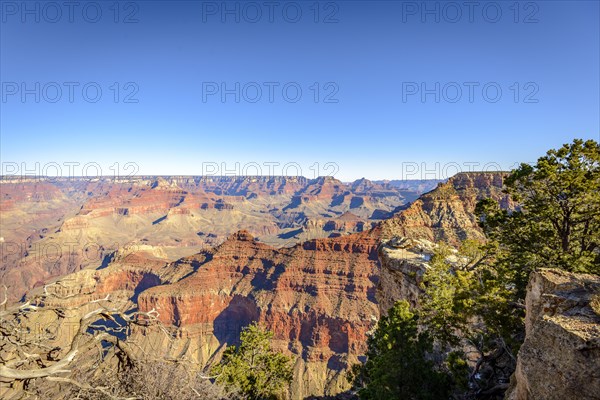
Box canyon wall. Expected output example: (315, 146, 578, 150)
(376, 236, 437, 314)
(135, 230, 381, 399)
(506, 269, 600, 400)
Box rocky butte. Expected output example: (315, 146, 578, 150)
(379, 171, 511, 245)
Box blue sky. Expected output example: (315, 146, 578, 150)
(1, 0, 599, 181)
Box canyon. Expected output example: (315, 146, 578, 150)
(0, 175, 438, 302)
(0, 172, 501, 397)
(1, 171, 597, 400)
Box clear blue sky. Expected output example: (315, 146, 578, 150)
(1, 0, 599, 181)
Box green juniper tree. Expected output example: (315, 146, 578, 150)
(476, 138, 600, 297)
(419, 240, 518, 398)
(353, 139, 600, 400)
(349, 300, 451, 400)
(416, 139, 600, 397)
(211, 322, 293, 400)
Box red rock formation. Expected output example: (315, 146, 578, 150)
(323, 212, 368, 233)
(137, 229, 380, 398)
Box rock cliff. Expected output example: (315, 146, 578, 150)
(376, 236, 439, 314)
(136, 230, 380, 399)
(380, 172, 510, 246)
(376, 172, 512, 314)
(506, 269, 600, 400)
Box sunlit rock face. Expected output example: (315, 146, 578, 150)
(380, 172, 511, 246)
(506, 269, 600, 400)
(376, 171, 512, 315)
(376, 236, 438, 314)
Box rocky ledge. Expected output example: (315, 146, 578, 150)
(506, 269, 600, 400)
